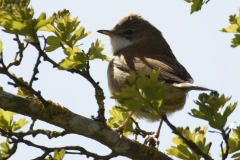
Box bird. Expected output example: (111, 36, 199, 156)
(98, 13, 213, 146)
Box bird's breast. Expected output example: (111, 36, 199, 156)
(107, 58, 130, 94)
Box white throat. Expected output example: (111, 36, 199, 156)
(110, 36, 132, 54)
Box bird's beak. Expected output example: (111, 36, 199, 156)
(97, 30, 115, 36)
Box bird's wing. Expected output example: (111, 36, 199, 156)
(113, 37, 194, 83)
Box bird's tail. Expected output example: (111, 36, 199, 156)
(173, 83, 214, 91)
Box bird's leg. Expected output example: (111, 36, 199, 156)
(144, 118, 163, 147)
(114, 110, 135, 138)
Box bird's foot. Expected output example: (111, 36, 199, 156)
(114, 125, 124, 139)
(144, 132, 160, 148)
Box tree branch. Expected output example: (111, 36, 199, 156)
(6, 35, 28, 69)
(0, 90, 172, 160)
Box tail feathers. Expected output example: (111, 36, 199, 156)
(173, 83, 215, 91)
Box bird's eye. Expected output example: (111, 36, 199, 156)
(124, 29, 134, 36)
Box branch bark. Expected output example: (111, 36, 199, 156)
(0, 90, 172, 160)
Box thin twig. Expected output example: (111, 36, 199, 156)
(13, 138, 118, 160)
(29, 118, 37, 130)
(221, 128, 231, 160)
(0, 68, 48, 106)
(6, 35, 27, 69)
(205, 0, 210, 4)
(131, 117, 154, 139)
(29, 52, 41, 87)
(206, 142, 212, 155)
(162, 115, 213, 160)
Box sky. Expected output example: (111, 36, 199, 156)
(1, 0, 240, 159)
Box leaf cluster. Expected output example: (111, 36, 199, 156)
(0, 0, 52, 42)
(221, 10, 240, 48)
(0, 109, 28, 133)
(108, 68, 165, 136)
(227, 126, 240, 160)
(40, 9, 109, 70)
(166, 126, 211, 160)
(0, 109, 28, 158)
(42, 9, 90, 51)
(108, 107, 137, 137)
(189, 92, 237, 131)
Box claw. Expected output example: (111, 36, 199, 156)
(144, 132, 160, 147)
(114, 125, 124, 139)
(144, 119, 163, 148)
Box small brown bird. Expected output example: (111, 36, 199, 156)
(98, 14, 212, 144)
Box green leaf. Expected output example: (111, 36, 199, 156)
(112, 68, 165, 116)
(232, 152, 240, 159)
(45, 36, 62, 52)
(185, 0, 204, 14)
(11, 118, 28, 132)
(40, 10, 91, 49)
(0, 3, 52, 43)
(229, 14, 237, 24)
(58, 46, 88, 70)
(69, 27, 91, 46)
(39, 24, 56, 32)
(166, 126, 210, 160)
(88, 39, 109, 62)
(0, 109, 15, 131)
(108, 106, 137, 137)
(221, 11, 240, 48)
(190, 92, 236, 131)
(0, 141, 10, 157)
(224, 126, 240, 156)
(0, 40, 2, 53)
(232, 126, 240, 140)
(34, 13, 53, 31)
(109, 68, 166, 136)
(222, 24, 240, 33)
(54, 149, 65, 160)
(223, 102, 237, 118)
(231, 34, 240, 48)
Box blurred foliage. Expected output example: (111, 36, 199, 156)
(221, 10, 240, 48)
(0, 0, 52, 42)
(108, 68, 165, 136)
(0, 40, 2, 53)
(226, 126, 240, 160)
(0, 109, 28, 132)
(45, 149, 66, 160)
(185, 0, 204, 14)
(166, 126, 211, 160)
(0, 140, 10, 158)
(0, 109, 28, 158)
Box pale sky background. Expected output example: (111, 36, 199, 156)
(1, 0, 240, 160)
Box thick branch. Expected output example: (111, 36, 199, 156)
(0, 90, 172, 160)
